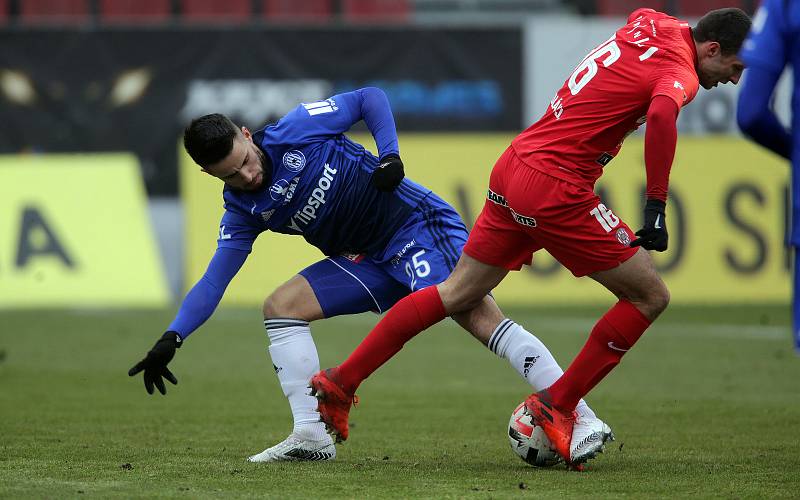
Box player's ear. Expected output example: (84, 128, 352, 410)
(241, 126, 252, 141)
(706, 41, 721, 58)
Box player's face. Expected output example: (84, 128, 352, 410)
(697, 44, 745, 90)
(203, 127, 267, 191)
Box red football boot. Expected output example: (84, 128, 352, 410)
(524, 390, 575, 465)
(309, 368, 358, 443)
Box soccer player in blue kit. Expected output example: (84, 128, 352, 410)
(737, 0, 800, 350)
(128, 87, 608, 463)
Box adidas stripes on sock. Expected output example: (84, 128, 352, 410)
(488, 319, 595, 419)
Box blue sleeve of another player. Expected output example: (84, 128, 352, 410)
(737, 0, 792, 159)
(167, 247, 249, 339)
(274, 87, 399, 157)
(737, 67, 792, 159)
(740, 0, 787, 73)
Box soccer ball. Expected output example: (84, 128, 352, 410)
(508, 402, 561, 467)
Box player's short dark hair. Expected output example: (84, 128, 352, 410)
(183, 113, 240, 167)
(693, 8, 752, 56)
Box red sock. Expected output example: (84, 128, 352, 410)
(547, 300, 651, 412)
(336, 285, 447, 393)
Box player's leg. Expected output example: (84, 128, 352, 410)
(411, 187, 600, 421)
(318, 189, 520, 399)
(449, 292, 598, 423)
(450, 168, 612, 465)
(526, 248, 662, 465)
(311, 148, 543, 441)
(251, 257, 405, 461)
(248, 275, 332, 462)
(543, 247, 668, 413)
(515, 178, 652, 464)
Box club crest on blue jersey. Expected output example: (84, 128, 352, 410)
(282, 150, 306, 172)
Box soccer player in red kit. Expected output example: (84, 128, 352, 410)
(311, 7, 751, 466)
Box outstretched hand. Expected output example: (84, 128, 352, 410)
(128, 331, 182, 395)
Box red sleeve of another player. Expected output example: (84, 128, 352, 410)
(644, 96, 679, 202)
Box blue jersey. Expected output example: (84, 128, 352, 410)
(741, 0, 800, 75)
(168, 87, 438, 338)
(218, 88, 430, 257)
(739, 0, 800, 241)
(738, 0, 799, 161)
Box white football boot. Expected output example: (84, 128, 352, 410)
(247, 432, 336, 462)
(570, 415, 614, 464)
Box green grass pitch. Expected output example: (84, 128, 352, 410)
(1, 304, 799, 498)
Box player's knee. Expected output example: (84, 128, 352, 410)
(458, 292, 487, 312)
(646, 282, 670, 318)
(262, 290, 296, 319)
(439, 280, 486, 313)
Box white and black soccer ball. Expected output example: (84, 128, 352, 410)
(508, 402, 561, 467)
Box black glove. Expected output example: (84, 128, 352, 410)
(630, 199, 668, 252)
(371, 154, 404, 192)
(128, 331, 182, 395)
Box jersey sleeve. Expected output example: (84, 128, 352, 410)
(737, 65, 792, 159)
(644, 95, 679, 202)
(217, 209, 261, 253)
(356, 87, 400, 158)
(167, 247, 249, 338)
(648, 64, 698, 110)
(740, 0, 788, 73)
(268, 87, 399, 157)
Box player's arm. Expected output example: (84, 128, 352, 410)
(343, 87, 404, 191)
(737, 0, 791, 159)
(278, 87, 403, 190)
(166, 247, 249, 338)
(737, 67, 791, 159)
(630, 95, 679, 252)
(128, 247, 248, 395)
(128, 217, 254, 395)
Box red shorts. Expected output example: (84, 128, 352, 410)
(463, 146, 638, 277)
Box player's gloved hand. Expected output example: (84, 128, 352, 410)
(371, 154, 404, 192)
(128, 331, 182, 395)
(630, 199, 668, 252)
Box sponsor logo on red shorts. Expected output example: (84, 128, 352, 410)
(511, 208, 537, 227)
(487, 189, 508, 207)
(488, 188, 536, 227)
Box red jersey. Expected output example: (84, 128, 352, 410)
(512, 9, 699, 189)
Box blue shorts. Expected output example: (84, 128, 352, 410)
(299, 193, 468, 316)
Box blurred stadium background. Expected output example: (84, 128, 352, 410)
(2, 1, 799, 497)
(0, 0, 790, 309)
